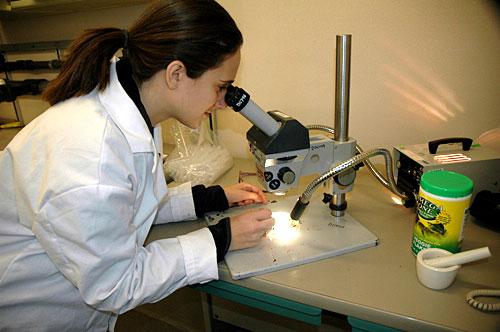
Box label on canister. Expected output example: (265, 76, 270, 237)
(411, 171, 473, 255)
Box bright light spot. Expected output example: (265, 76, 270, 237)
(392, 196, 403, 205)
(267, 212, 300, 243)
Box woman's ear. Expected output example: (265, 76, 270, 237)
(165, 60, 187, 90)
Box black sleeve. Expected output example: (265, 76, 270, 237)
(191, 184, 230, 218)
(192, 185, 231, 262)
(207, 217, 232, 262)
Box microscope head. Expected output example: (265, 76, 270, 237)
(225, 85, 310, 192)
(247, 111, 310, 192)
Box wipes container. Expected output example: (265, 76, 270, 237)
(411, 171, 473, 255)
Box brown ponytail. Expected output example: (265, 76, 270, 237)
(42, 0, 243, 106)
(42, 28, 125, 105)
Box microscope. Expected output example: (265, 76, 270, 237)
(225, 35, 406, 222)
(220, 35, 408, 280)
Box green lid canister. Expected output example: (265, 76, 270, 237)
(411, 171, 474, 255)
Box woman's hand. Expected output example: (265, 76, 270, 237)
(224, 182, 267, 207)
(229, 208, 275, 251)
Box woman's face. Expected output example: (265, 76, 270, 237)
(175, 49, 241, 129)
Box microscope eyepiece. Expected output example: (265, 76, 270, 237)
(224, 85, 280, 137)
(225, 85, 250, 112)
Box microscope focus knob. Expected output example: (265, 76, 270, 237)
(278, 167, 296, 185)
(334, 168, 356, 186)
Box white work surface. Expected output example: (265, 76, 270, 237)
(207, 197, 378, 280)
(147, 158, 500, 332)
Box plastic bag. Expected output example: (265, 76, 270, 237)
(164, 119, 233, 186)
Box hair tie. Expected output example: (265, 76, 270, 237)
(122, 29, 129, 57)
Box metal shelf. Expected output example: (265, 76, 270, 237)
(0, 0, 151, 20)
(0, 40, 72, 52)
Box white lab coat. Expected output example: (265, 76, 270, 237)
(0, 61, 218, 331)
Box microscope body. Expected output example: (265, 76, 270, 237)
(247, 111, 357, 196)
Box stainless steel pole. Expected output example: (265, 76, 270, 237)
(332, 34, 352, 217)
(334, 34, 351, 142)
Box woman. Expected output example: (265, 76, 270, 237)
(0, 0, 275, 331)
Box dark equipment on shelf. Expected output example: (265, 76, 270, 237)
(0, 79, 49, 103)
(0, 59, 63, 72)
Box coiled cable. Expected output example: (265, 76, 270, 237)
(465, 289, 500, 311)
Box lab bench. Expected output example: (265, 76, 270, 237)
(146, 158, 500, 332)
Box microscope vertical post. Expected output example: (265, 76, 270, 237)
(334, 34, 351, 142)
(332, 34, 352, 217)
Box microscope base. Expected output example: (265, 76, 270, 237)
(207, 196, 379, 280)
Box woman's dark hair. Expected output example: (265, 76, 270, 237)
(42, 0, 243, 105)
